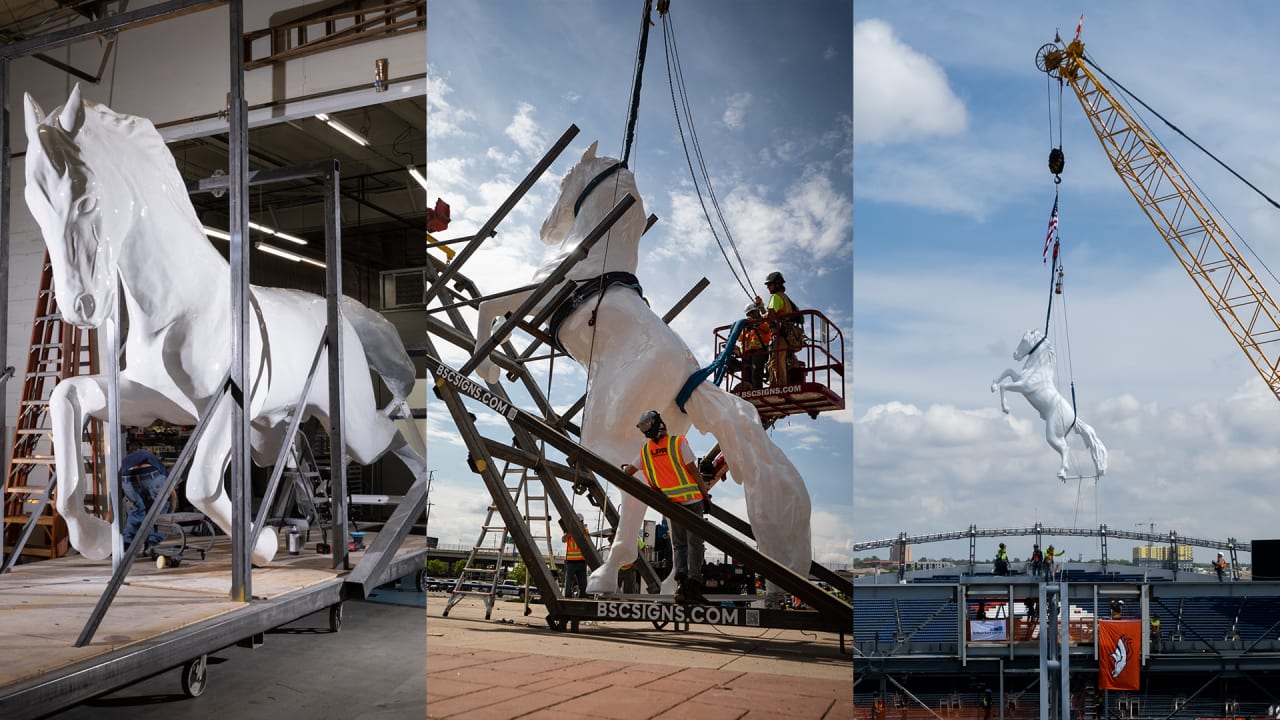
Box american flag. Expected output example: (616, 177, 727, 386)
(1043, 198, 1059, 263)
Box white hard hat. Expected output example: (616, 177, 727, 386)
(1218, 551, 1225, 557)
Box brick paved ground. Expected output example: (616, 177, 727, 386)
(428, 645, 852, 719)
(426, 595, 852, 719)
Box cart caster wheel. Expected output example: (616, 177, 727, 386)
(156, 555, 166, 569)
(329, 603, 343, 632)
(416, 568, 429, 593)
(651, 620, 669, 630)
(181, 654, 208, 698)
(199, 550, 206, 560)
(316, 542, 331, 554)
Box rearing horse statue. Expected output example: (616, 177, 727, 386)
(23, 85, 426, 565)
(471, 141, 813, 597)
(991, 328, 1107, 480)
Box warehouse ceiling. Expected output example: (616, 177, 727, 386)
(2, 1, 429, 276)
(171, 96, 429, 273)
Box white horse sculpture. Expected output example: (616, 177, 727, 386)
(991, 328, 1107, 479)
(472, 141, 812, 595)
(22, 85, 426, 565)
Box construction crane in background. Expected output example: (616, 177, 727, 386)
(1037, 34, 1280, 403)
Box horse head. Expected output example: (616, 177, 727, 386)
(23, 85, 128, 328)
(1013, 328, 1048, 362)
(540, 140, 640, 246)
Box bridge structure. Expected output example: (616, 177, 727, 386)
(855, 523, 1247, 582)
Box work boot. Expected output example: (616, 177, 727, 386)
(683, 578, 709, 605)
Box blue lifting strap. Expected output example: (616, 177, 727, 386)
(676, 320, 746, 413)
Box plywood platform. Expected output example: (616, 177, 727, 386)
(0, 531, 426, 718)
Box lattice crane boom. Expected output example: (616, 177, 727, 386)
(1040, 38, 1280, 401)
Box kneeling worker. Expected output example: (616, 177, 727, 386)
(621, 410, 710, 604)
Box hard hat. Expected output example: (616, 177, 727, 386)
(1218, 551, 1225, 557)
(576, 513, 584, 521)
(636, 410, 664, 439)
(745, 303, 761, 316)
(765, 271, 785, 285)
(999, 543, 1005, 548)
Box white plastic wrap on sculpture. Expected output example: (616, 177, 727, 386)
(991, 328, 1107, 479)
(472, 142, 812, 596)
(22, 86, 426, 565)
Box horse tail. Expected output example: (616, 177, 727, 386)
(1073, 418, 1108, 477)
(341, 297, 416, 409)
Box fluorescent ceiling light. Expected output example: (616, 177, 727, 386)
(203, 226, 231, 241)
(254, 242, 326, 269)
(407, 165, 428, 191)
(315, 112, 369, 148)
(247, 220, 307, 246)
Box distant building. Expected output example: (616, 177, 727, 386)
(1133, 544, 1193, 571)
(889, 544, 912, 564)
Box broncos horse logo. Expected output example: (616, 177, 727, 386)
(1109, 634, 1130, 678)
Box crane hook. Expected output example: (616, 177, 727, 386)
(1049, 147, 1065, 180)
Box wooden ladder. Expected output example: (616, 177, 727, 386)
(3, 250, 105, 562)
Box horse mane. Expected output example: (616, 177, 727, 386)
(1028, 331, 1055, 367)
(80, 100, 177, 172)
(75, 99, 206, 231)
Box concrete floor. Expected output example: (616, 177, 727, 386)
(48, 590, 426, 720)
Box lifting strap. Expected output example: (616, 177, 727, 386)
(675, 319, 745, 413)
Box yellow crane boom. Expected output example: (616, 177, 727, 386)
(1039, 38, 1280, 401)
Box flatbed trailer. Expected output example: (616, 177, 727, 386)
(0, 532, 426, 719)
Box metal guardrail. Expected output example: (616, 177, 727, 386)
(855, 524, 1247, 554)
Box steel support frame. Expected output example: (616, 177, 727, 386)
(2, 0, 232, 589)
(421, 128, 850, 632)
(428, 355, 851, 622)
(2, 5, 392, 644)
(0, 0, 260, 637)
(418, 191, 644, 610)
(423, 225, 779, 601)
(421, 233, 676, 593)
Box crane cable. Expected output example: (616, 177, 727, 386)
(1042, 72, 1091, 493)
(1085, 51, 1280, 292)
(660, 10, 756, 302)
(1087, 52, 1280, 212)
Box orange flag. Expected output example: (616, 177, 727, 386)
(1098, 620, 1141, 690)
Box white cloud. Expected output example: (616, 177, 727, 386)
(722, 92, 752, 131)
(425, 156, 473, 206)
(485, 146, 521, 169)
(504, 102, 548, 157)
(855, 379, 1280, 561)
(852, 18, 966, 146)
(660, 169, 850, 282)
(426, 70, 475, 140)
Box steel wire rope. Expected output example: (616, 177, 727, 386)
(1085, 51, 1280, 290)
(667, 13, 753, 290)
(660, 12, 755, 301)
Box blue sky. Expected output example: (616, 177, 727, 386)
(855, 3, 1280, 564)
(426, 1, 852, 566)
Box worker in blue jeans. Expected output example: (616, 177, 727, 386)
(120, 446, 170, 550)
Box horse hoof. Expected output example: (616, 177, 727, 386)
(476, 363, 501, 385)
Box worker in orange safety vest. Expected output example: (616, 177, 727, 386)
(621, 410, 711, 604)
(561, 513, 588, 598)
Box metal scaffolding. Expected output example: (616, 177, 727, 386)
(421, 123, 851, 639)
